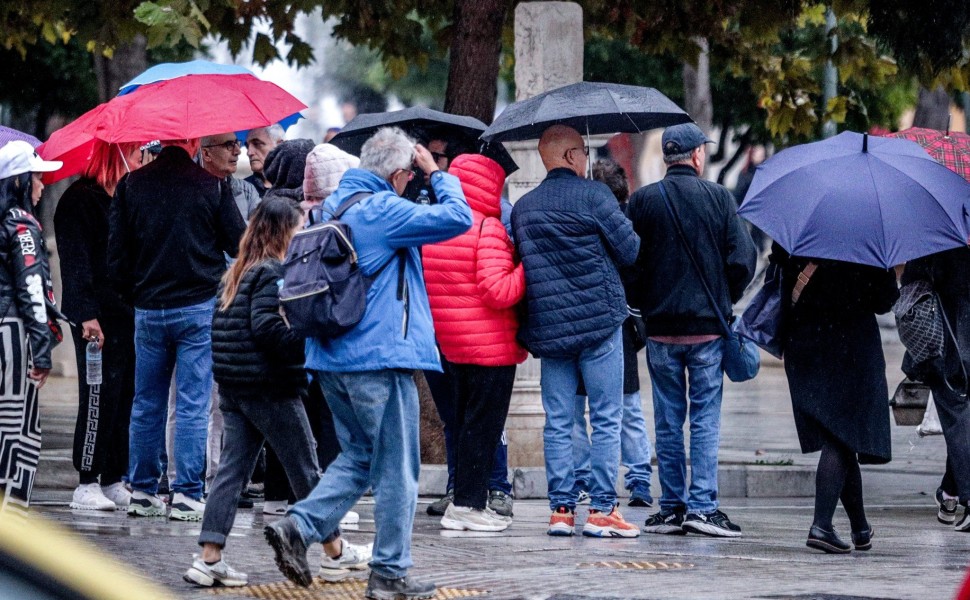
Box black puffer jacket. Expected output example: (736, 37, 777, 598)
(212, 259, 307, 397)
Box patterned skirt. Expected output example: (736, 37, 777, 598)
(0, 317, 41, 515)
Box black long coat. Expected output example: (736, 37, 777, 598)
(772, 246, 899, 464)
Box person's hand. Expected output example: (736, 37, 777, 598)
(413, 144, 439, 176)
(82, 319, 104, 349)
(28, 367, 50, 389)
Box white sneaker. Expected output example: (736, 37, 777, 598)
(319, 540, 372, 582)
(70, 483, 117, 511)
(263, 500, 288, 515)
(440, 504, 510, 532)
(183, 554, 248, 587)
(340, 510, 360, 526)
(101, 482, 131, 510)
(169, 492, 205, 521)
(128, 490, 166, 517)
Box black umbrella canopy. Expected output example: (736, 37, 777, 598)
(478, 141, 519, 176)
(330, 106, 487, 156)
(481, 81, 693, 143)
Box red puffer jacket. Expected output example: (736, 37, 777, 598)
(423, 154, 527, 366)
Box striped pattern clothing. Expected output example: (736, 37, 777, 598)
(0, 317, 40, 515)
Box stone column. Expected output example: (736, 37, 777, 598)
(505, 2, 583, 467)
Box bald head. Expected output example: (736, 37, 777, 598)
(538, 124, 586, 176)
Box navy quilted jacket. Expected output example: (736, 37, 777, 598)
(511, 168, 640, 357)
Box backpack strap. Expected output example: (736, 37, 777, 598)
(328, 192, 372, 220)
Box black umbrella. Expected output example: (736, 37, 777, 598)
(330, 106, 487, 156)
(480, 81, 692, 143)
(479, 141, 519, 176)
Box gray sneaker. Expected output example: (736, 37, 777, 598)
(319, 540, 373, 582)
(956, 506, 970, 532)
(365, 571, 435, 600)
(183, 555, 248, 587)
(487, 490, 514, 517)
(426, 491, 453, 517)
(936, 487, 959, 524)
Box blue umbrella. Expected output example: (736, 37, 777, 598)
(738, 131, 970, 268)
(117, 59, 302, 139)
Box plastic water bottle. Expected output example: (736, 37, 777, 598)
(417, 189, 430, 205)
(86, 339, 102, 386)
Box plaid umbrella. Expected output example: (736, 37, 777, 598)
(885, 127, 970, 182)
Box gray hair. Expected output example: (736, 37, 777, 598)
(248, 124, 286, 142)
(200, 133, 233, 148)
(359, 127, 415, 180)
(663, 151, 693, 165)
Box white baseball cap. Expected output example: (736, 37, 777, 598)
(0, 140, 63, 180)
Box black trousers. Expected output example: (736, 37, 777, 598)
(932, 383, 970, 505)
(265, 374, 341, 502)
(451, 363, 516, 510)
(70, 315, 135, 485)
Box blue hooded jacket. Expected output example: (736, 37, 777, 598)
(304, 168, 472, 372)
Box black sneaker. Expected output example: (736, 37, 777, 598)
(264, 516, 312, 587)
(936, 487, 959, 524)
(642, 509, 687, 535)
(956, 506, 970, 532)
(426, 491, 453, 517)
(365, 571, 436, 600)
(682, 510, 742, 538)
(628, 495, 654, 508)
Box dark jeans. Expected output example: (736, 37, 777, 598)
(425, 361, 512, 495)
(449, 364, 516, 510)
(198, 387, 334, 548)
(265, 375, 341, 502)
(70, 316, 135, 485)
(931, 383, 970, 505)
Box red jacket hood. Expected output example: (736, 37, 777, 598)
(448, 154, 505, 218)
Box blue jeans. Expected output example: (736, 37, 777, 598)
(540, 327, 623, 512)
(573, 391, 653, 501)
(288, 370, 419, 579)
(646, 339, 723, 514)
(129, 299, 215, 499)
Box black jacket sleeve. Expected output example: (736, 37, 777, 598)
(107, 178, 133, 300)
(54, 193, 99, 323)
(722, 190, 757, 303)
(216, 180, 246, 258)
(5, 210, 54, 369)
(249, 262, 304, 363)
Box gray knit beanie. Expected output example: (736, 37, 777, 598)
(304, 143, 360, 202)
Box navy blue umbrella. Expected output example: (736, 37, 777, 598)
(738, 131, 970, 268)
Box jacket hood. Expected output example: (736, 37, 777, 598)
(263, 186, 303, 208)
(264, 139, 315, 190)
(448, 154, 504, 217)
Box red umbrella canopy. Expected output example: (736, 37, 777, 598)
(885, 127, 970, 182)
(92, 74, 306, 143)
(37, 104, 109, 184)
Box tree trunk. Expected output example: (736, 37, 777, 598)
(913, 86, 951, 131)
(682, 37, 713, 135)
(443, 0, 512, 124)
(93, 34, 148, 103)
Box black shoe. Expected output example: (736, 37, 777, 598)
(682, 510, 742, 538)
(956, 506, 970, 532)
(487, 490, 514, 517)
(426, 491, 453, 517)
(807, 525, 852, 554)
(937, 487, 959, 524)
(628, 495, 654, 508)
(264, 516, 312, 587)
(237, 496, 254, 509)
(851, 527, 873, 551)
(365, 571, 436, 600)
(642, 509, 687, 535)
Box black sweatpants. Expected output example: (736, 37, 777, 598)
(70, 316, 135, 486)
(451, 363, 517, 510)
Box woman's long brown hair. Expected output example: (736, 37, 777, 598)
(220, 198, 302, 311)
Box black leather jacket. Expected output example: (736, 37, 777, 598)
(0, 207, 56, 369)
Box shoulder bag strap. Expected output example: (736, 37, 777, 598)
(790, 262, 818, 305)
(310, 191, 372, 225)
(657, 181, 731, 337)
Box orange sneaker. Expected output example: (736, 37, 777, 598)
(583, 507, 640, 538)
(547, 506, 575, 536)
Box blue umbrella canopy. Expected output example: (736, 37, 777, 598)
(739, 131, 970, 268)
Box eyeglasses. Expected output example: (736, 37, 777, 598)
(563, 145, 590, 160)
(430, 151, 449, 163)
(204, 140, 241, 151)
(393, 168, 415, 181)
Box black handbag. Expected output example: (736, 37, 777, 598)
(657, 182, 760, 382)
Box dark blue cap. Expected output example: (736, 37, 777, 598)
(661, 123, 714, 156)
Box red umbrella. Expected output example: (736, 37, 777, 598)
(37, 104, 110, 184)
(885, 127, 970, 182)
(92, 74, 305, 143)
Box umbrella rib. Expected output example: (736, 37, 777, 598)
(608, 89, 642, 134)
(861, 154, 891, 269)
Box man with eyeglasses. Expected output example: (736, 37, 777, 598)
(244, 124, 285, 197)
(109, 138, 246, 522)
(510, 124, 640, 538)
(200, 133, 260, 222)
